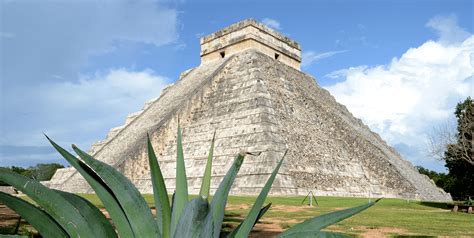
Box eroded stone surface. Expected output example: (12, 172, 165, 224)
(49, 19, 451, 202)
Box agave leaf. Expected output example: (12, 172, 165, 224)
(199, 130, 216, 200)
(173, 197, 209, 238)
(46, 136, 135, 238)
(0, 191, 68, 238)
(147, 134, 171, 238)
(227, 203, 272, 238)
(200, 153, 245, 238)
(170, 125, 189, 237)
(55, 190, 117, 238)
(278, 199, 382, 237)
(171, 191, 176, 210)
(278, 231, 352, 238)
(72, 145, 161, 237)
(235, 154, 286, 238)
(0, 169, 94, 237)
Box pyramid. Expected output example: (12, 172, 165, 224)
(49, 19, 451, 202)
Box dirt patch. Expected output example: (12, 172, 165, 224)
(266, 218, 302, 228)
(0, 204, 20, 234)
(0, 204, 38, 236)
(250, 221, 283, 238)
(354, 226, 409, 238)
(225, 203, 251, 210)
(224, 205, 312, 237)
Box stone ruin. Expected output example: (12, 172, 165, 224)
(49, 19, 451, 201)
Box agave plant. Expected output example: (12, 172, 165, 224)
(0, 125, 380, 237)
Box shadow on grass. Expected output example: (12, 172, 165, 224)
(223, 216, 244, 223)
(393, 236, 436, 238)
(220, 230, 283, 238)
(418, 201, 450, 209)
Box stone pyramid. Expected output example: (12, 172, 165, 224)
(49, 19, 451, 202)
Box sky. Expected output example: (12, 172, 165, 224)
(0, 0, 473, 172)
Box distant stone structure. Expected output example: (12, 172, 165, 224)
(49, 19, 451, 201)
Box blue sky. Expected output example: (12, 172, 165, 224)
(1, 0, 473, 172)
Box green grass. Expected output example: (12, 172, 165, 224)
(222, 196, 473, 237)
(21, 194, 474, 237)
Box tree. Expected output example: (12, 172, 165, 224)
(427, 97, 473, 165)
(448, 97, 474, 165)
(0, 163, 64, 184)
(443, 97, 474, 199)
(415, 166, 452, 190)
(30, 163, 64, 181)
(427, 120, 456, 160)
(444, 158, 473, 200)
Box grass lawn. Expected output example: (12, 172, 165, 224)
(71, 194, 474, 237)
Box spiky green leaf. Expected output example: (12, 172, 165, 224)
(0, 191, 68, 238)
(147, 134, 171, 238)
(200, 153, 245, 238)
(173, 197, 209, 238)
(227, 203, 272, 238)
(72, 145, 160, 238)
(235, 156, 285, 238)
(199, 130, 216, 200)
(170, 125, 189, 237)
(55, 190, 117, 238)
(0, 169, 94, 237)
(278, 199, 381, 237)
(46, 136, 134, 238)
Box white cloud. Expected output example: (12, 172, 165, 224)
(0, 0, 178, 166)
(1, 69, 168, 149)
(262, 18, 282, 30)
(302, 50, 348, 67)
(325, 15, 473, 170)
(426, 14, 471, 44)
(1, 0, 178, 87)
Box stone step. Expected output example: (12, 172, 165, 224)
(125, 110, 143, 125)
(88, 140, 107, 155)
(179, 68, 194, 80)
(143, 97, 159, 110)
(106, 125, 125, 140)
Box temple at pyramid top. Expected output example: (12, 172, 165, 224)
(200, 19, 302, 69)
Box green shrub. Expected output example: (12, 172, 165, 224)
(0, 125, 380, 237)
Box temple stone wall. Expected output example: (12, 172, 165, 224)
(200, 19, 301, 70)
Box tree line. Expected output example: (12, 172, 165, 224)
(420, 97, 473, 201)
(0, 163, 64, 186)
